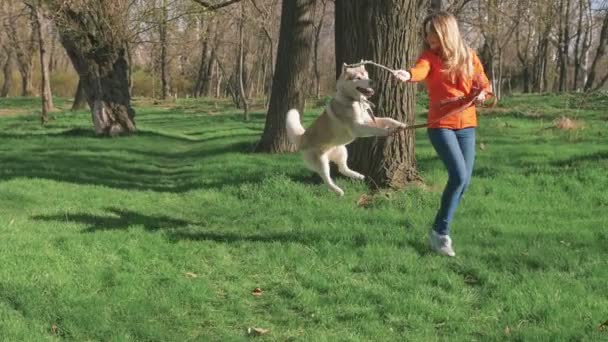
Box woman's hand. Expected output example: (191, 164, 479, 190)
(393, 69, 411, 83)
(474, 90, 486, 106)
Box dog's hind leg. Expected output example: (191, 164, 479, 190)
(303, 150, 345, 196)
(328, 145, 365, 180)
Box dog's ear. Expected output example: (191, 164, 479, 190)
(342, 63, 347, 73)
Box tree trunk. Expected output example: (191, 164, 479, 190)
(335, 0, 422, 188)
(430, 0, 442, 12)
(572, 0, 584, 91)
(56, 7, 136, 136)
(238, 2, 249, 121)
(254, 0, 317, 153)
(71, 78, 88, 111)
(313, 0, 328, 99)
(159, 0, 171, 99)
(1, 50, 13, 97)
(203, 20, 219, 97)
(32, 4, 54, 124)
(557, 0, 571, 92)
(584, 9, 608, 91)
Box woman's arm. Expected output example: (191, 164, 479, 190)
(393, 51, 432, 83)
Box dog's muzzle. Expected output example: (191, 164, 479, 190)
(356, 87, 375, 97)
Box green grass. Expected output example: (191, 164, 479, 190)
(0, 94, 607, 341)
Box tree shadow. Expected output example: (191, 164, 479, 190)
(32, 207, 325, 245)
(0, 127, 269, 192)
(33, 207, 193, 232)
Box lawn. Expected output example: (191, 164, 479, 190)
(0, 94, 606, 341)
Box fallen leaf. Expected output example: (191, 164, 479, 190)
(504, 326, 511, 335)
(598, 320, 608, 331)
(480, 143, 486, 150)
(185, 272, 198, 278)
(356, 194, 373, 208)
(9, 219, 14, 226)
(247, 327, 270, 336)
(51, 324, 59, 334)
(252, 287, 263, 296)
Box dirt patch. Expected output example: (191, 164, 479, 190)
(0, 109, 30, 116)
(552, 116, 584, 130)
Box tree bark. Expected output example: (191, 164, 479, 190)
(237, 2, 249, 121)
(254, 0, 317, 153)
(430, 0, 442, 12)
(1, 49, 13, 97)
(31, 3, 54, 124)
(159, 0, 171, 99)
(71, 78, 88, 111)
(55, 5, 136, 136)
(312, 0, 328, 99)
(335, 0, 422, 188)
(6, 23, 34, 96)
(557, 0, 571, 92)
(584, 9, 608, 91)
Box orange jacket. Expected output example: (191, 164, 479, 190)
(408, 49, 490, 129)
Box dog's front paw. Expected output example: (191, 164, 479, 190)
(353, 173, 365, 180)
(332, 188, 345, 197)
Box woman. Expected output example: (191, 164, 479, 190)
(393, 12, 491, 257)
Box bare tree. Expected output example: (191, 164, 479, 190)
(237, 1, 249, 121)
(2, 0, 35, 96)
(26, 1, 54, 124)
(255, 0, 317, 153)
(585, 7, 608, 91)
(556, 0, 572, 92)
(335, 0, 423, 188)
(312, 0, 329, 99)
(572, 0, 593, 91)
(158, 0, 171, 99)
(250, 0, 280, 106)
(0, 46, 14, 98)
(50, 0, 136, 135)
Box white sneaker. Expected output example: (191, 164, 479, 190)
(429, 231, 456, 257)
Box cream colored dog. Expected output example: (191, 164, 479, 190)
(286, 64, 406, 196)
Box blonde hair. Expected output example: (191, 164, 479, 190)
(423, 12, 473, 82)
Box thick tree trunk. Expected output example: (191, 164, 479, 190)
(57, 9, 136, 136)
(71, 78, 88, 111)
(335, 0, 422, 188)
(254, 0, 317, 153)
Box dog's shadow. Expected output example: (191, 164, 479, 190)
(289, 165, 373, 186)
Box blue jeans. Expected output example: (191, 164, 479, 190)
(427, 128, 476, 236)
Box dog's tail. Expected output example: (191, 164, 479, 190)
(286, 109, 305, 148)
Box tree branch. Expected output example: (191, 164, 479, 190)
(191, 0, 242, 11)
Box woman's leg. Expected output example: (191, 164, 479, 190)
(455, 127, 476, 200)
(427, 128, 474, 236)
